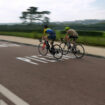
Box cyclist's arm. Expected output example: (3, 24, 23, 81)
(42, 29, 46, 39)
(64, 31, 69, 41)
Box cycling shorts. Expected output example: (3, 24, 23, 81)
(48, 35, 56, 41)
(69, 35, 78, 41)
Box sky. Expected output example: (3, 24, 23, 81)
(0, 0, 105, 23)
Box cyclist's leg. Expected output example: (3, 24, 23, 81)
(48, 35, 56, 48)
(69, 36, 78, 45)
(73, 36, 78, 46)
(67, 35, 72, 48)
(65, 35, 70, 42)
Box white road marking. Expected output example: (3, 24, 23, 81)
(65, 54, 76, 59)
(26, 57, 48, 63)
(0, 100, 8, 105)
(7, 44, 20, 47)
(0, 43, 20, 48)
(16, 54, 75, 65)
(39, 54, 53, 58)
(46, 54, 73, 60)
(46, 54, 53, 57)
(0, 45, 8, 47)
(16, 57, 38, 65)
(62, 55, 74, 59)
(0, 84, 30, 105)
(31, 56, 56, 62)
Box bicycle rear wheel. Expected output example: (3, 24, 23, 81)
(53, 44, 63, 60)
(38, 42, 48, 56)
(73, 44, 85, 58)
(60, 42, 69, 55)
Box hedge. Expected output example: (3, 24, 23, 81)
(60, 30, 104, 37)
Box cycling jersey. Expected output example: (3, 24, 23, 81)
(67, 29, 78, 37)
(66, 29, 78, 41)
(44, 28, 56, 36)
(43, 28, 56, 40)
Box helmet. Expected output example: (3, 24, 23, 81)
(44, 24, 48, 28)
(65, 27, 70, 31)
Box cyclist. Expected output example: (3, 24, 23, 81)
(64, 27, 78, 45)
(42, 25, 56, 48)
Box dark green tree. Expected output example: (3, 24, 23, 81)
(20, 7, 50, 24)
(20, 12, 28, 23)
(43, 17, 50, 25)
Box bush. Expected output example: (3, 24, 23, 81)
(77, 31, 103, 36)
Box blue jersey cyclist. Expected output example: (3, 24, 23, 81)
(42, 25, 56, 46)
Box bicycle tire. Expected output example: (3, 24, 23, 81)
(38, 42, 48, 56)
(73, 44, 85, 58)
(53, 44, 63, 60)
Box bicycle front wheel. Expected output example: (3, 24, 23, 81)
(73, 44, 85, 58)
(53, 44, 63, 60)
(38, 42, 48, 56)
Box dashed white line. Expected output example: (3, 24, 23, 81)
(0, 84, 30, 105)
(16, 54, 75, 65)
(26, 56, 48, 63)
(16, 57, 38, 65)
(31, 55, 56, 62)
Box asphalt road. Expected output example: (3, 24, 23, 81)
(0, 41, 105, 105)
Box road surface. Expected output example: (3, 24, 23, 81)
(0, 41, 105, 105)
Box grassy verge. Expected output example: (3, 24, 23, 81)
(0, 31, 105, 47)
(0, 32, 42, 39)
(77, 36, 105, 47)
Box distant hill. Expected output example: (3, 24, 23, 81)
(54, 19, 105, 25)
(0, 19, 105, 31)
(0, 23, 21, 25)
(0, 19, 105, 25)
(71, 19, 105, 25)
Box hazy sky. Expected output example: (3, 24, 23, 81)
(0, 0, 105, 23)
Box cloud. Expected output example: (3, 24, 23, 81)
(0, 0, 105, 23)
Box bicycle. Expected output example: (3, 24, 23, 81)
(38, 39, 63, 60)
(60, 38, 85, 58)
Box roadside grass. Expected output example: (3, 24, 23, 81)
(0, 31, 42, 39)
(0, 31, 105, 47)
(77, 36, 105, 47)
(103, 32, 105, 37)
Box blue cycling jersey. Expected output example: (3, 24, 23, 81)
(46, 28, 56, 36)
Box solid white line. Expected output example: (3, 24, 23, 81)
(0, 84, 30, 105)
(26, 57, 48, 63)
(0, 100, 8, 105)
(8, 44, 20, 47)
(0, 45, 8, 47)
(31, 56, 56, 62)
(0, 44, 20, 48)
(16, 57, 38, 65)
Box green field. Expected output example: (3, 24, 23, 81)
(0, 31, 105, 47)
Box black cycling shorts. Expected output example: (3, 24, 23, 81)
(69, 35, 78, 41)
(48, 35, 56, 41)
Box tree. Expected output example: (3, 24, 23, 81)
(20, 12, 28, 23)
(43, 17, 50, 25)
(20, 7, 50, 24)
